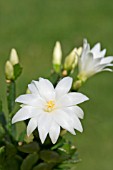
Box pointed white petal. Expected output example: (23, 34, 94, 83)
(49, 122, 60, 144)
(100, 56, 113, 64)
(62, 108, 83, 132)
(37, 78, 55, 101)
(79, 52, 94, 74)
(81, 39, 90, 61)
(53, 110, 76, 135)
(15, 94, 44, 108)
(27, 118, 37, 136)
(102, 68, 113, 72)
(68, 92, 89, 104)
(55, 77, 73, 98)
(28, 81, 39, 94)
(97, 49, 106, 58)
(38, 112, 52, 143)
(56, 92, 89, 107)
(68, 106, 84, 119)
(91, 43, 101, 54)
(95, 63, 113, 73)
(12, 106, 41, 123)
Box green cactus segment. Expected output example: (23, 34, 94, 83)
(18, 142, 40, 154)
(21, 153, 39, 170)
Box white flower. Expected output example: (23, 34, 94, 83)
(78, 39, 113, 81)
(12, 77, 88, 144)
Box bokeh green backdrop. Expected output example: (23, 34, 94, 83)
(0, 0, 113, 170)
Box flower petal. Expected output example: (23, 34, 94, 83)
(38, 112, 52, 143)
(62, 108, 83, 132)
(12, 106, 41, 123)
(56, 92, 89, 107)
(55, 77, 73, 98)
(53, 109, 76, 135)
(37, 78, 55, 101)
(15, 94, 44, 108)
(27, 118, 38, 136)
(100, 56, 113, 64)
(68, 106, 84, 119)
(91, 43, 101, 54)
(49, 122, 60, 144)
(28, 81, 39, 94)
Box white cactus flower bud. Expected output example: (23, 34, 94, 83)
(5, 61, 14, 80)
(53, 41, 62, 65)
(10, 48, 19, 65)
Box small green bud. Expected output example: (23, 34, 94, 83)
(5, 61, 14, 80)
(53, 41, 62, 73)
(10, 48, 19, 65)
(72, 80, 83, 91)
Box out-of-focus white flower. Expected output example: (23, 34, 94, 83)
(10, 48, 19, 65)
(53, 41, 62, 73)
(78, 39, 113, 81)
(12, 77, 88, 144)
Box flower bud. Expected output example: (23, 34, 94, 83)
(76, 47, 82, 56)
(53, 41, 62, 73)
(10, 48, 19, 65)
(64, 48, 78, 73)
(5, 61, 14, 80)
(72, 80, 82, 91)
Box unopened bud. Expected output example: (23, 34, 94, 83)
(72, 80, 82, 91)
(76, 47, 82, 56)
(5, 61, 14, 80)
(10, 48, 19, 65)
(64, 48, 78, 73)
(53, 41, 62, 73)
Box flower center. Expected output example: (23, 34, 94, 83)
(45, 100, 55, 112)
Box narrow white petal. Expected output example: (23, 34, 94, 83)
(56, 92, 89, 107)
(81, 39, 90, 61)
(68, 106, 84, 119)
(100, 56, 113, 64)
(53, 110, 76, 135)
(79, 52, 95, 75)
(15, 94, 44, 108)
(28, 81, 39, 94)
(62, 108, 83, 132)
(49, 122, 60, 144)
(55, 77, 73, 98)
(97, 49, 106, 58)
(68, 92, 89, 104)
(27, 118, 37, 136)
(102, 68, 113, 72)
(95, 63, 113, 73)
(91, 43, 101, 54)
(37, 78, 55, 101)
(38, 112, 52, 143)
(12, 106, 41, 123)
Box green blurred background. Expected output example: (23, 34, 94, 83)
(0, 0, 113, 169)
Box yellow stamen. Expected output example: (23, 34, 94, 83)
(45, 100, 55, 112)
